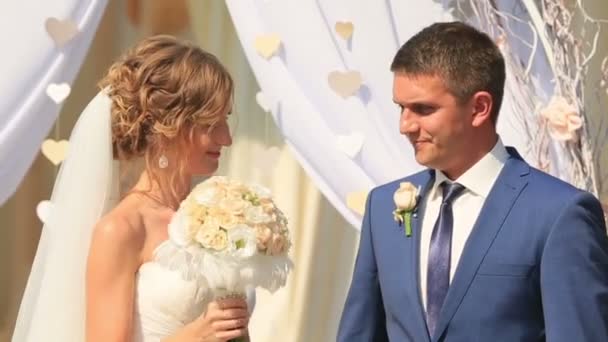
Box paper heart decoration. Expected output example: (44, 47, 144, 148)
(256, 91, 274, 113)
(46, 83, 71, 103)
(328, 71, 362, 99)
(255, 34, 282, 59)
(36, 200, 53, 224)
(336, 132, 364, 158)
(346, 190, 369, 216)
(45, 17, 79, 47)
(255, 146, 281, 170)
(41, 139, 69, 165)
(335, 21, 354, 40)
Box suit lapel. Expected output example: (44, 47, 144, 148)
(432, 151, 530, 341)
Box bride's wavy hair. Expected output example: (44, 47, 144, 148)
(99, 35, 234, 208)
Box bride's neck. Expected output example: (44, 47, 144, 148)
(131, 170, 191, 207)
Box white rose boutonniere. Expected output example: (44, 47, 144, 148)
(393, 182, 421, 237)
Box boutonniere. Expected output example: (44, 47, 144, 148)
(392, 182, 421, 237)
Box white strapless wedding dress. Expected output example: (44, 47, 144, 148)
(131, 241, 255, 342)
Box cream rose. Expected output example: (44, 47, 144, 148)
(201, 217, 221, 230)
(393, 182, 418, 211)
(540, 96, 583, 141)
(217, 212, 240, 229)
(219, 196, 248, 215)
(187, 204, 207, 222)
(194, 186, 222, 206)
(195, 227, 228, 251)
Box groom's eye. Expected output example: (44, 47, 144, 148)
(412, 104, 436, 115)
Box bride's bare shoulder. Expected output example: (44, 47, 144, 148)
(89, 199, 145, 261)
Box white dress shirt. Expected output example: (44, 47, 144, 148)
(419, 139, 509, 310)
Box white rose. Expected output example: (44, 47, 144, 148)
(228, 225, 257, 259)
(245, 206, 272, 224)
(195, 186, 221, 206)
(540, 96, 583, 141)
(393, 182, 418, 211)
(195, 227, 228, 251)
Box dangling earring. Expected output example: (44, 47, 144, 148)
(158, 154, 169, 169)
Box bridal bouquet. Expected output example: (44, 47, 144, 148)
(166, 176, 293, 296)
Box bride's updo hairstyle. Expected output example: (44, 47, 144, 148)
(99, 35, 234, 208)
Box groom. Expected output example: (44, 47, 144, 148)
(338, 21, 608, 342)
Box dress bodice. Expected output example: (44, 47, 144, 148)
(131, 241, 255, 342)
(132, 261, 211, 342)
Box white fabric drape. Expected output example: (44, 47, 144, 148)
(0, 0, 108, 205)
(225, 0, 534, 229)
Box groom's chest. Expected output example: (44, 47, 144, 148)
(369, 194, 544, 302)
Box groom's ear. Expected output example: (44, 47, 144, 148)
(470, 91, 493, 127)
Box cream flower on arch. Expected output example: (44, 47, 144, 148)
(540, 96, 583, 141)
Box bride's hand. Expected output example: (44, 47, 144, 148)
(166, 297, 249, 342)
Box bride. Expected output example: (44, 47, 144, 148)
(13, 35, 251, 342)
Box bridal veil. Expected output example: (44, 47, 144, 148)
(12, 90, 118, 341)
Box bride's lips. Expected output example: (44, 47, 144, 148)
(206, 151, 221, 159)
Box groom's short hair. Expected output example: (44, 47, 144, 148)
(390, 21, 506, 123)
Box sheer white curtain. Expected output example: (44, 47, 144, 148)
(0, 0, 108, 205)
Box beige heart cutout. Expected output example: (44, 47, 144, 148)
(335, 21, 354, 40)
(346, 190, 369, 216)
(328, 71, 362, 99)
(41, 139, 69, 165)
(46, 83, 71, 103)
(255, 34, 282, 59)
(336, 132, 365, 158)
(36, 200, 53, 224)
(45, 17, 79, 47)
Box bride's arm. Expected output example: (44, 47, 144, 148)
(85, 218, 143, 342)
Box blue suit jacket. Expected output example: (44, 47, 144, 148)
(338, 148, 608, 342)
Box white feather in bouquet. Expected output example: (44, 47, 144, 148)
(161, 176, 293, 294)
